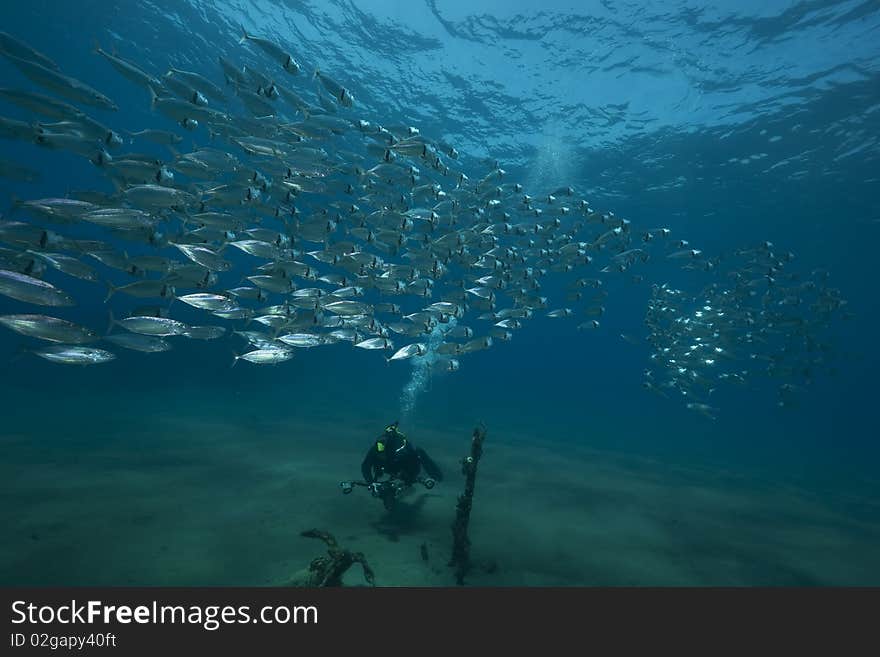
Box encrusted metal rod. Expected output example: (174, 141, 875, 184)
(449, 423, 487, 585)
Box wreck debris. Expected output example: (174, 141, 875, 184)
(449, 423, 487, 585)
(287, 529, 375, 587)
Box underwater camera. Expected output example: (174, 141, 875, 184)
(339, 477, 435, 509)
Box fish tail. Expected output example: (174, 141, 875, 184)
(146, 79, 164, 99)
(8, 193, 23, 216)
(91, 38, 101, 55)
(148, 85, 158, 111)
(230, 351, 241, 368)
(105, 309, 116, 335)
(239, 26, 249, 44)
(104, 282, 117, 303)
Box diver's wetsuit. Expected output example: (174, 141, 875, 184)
(361, 430, 443, 485)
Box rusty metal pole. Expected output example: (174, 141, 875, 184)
(449, 423, 487, 585)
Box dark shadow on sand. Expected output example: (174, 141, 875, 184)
(370, 493, 435, 542)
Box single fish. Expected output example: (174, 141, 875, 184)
(0, 269, 75, 306)
(123, 184, 196, 209)
(1, 114, 38, 141)
(93, 41, 163, 92)
(276, 332, 325, 348)
(0, 88, 83, 120)
(105, 280, 175, 302)
(218, 56, 247, 86)
(0, 314, 97, 343)
(322, 300, 372, 316)
(3, 52, 117, 110)
(126, 128, 183, 146)
(0, 31, 59, 69)
(33, 345, 116, 365)
(25, 251, 99, 282)
(314, 69, 354, 107)
(247, 275, 294, 294)
(104, 333, 171, 352)
(82, 207, 156, 229)
(239, 27, 301, 74)
(355, 337, 393, 350)
(226, 239, 281, 259)
(148, 88, 225, 126)
(232, 347, 295, 366)
(389, 343, 426, 361)
(162, 74, 208, 106)
(173, 244, 231, 272)
(182, 326, 227, 340)
(686, 402, 718, 420)
(112, 314, 189, 337)
(176, 293, 237, 311)
(165, 67, 226, 102)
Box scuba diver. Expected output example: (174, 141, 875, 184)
(340, 422, 443, 509)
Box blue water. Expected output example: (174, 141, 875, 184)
(1, 1, 878, 585)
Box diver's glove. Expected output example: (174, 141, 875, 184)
(368, 482, 381, 496)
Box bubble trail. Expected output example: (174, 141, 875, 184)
(400, 317, 457, 422)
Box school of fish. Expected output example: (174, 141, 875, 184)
(0, 28, 850, 417)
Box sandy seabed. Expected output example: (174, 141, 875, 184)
(2, 399, 879, 586)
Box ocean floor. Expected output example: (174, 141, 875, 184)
(1, 391, 879, 586)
